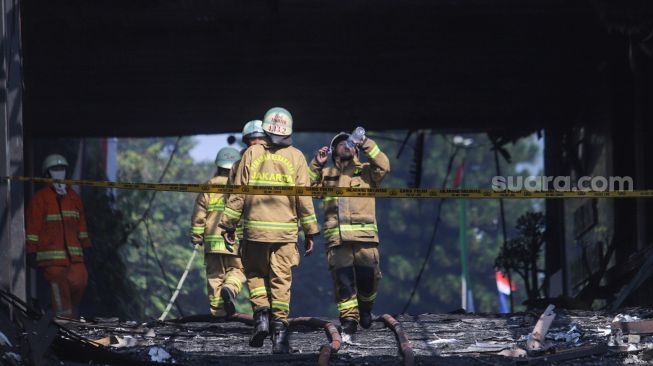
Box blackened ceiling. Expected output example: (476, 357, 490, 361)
(21, 0, 612, 137)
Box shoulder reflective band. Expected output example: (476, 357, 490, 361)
(2, 176, 649, 199)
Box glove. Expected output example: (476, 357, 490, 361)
(193, 241, 203, 247)
(315, 146, 329, 166)
(225, 240, 234, 253)
(222, 228, 236, 252)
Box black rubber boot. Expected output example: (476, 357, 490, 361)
(360, 310, 373, 329)
(220, 287, 237, 317)
(271, 320, 291, 354)
(249, 308, 270, 347)
(340, 317, 358, 336)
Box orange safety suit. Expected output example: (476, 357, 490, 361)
(25, 185, 92, 317)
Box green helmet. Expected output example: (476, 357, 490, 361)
(214, 147, 241, 169)
(242, 120, 265, 143)
(42, 154, 69, 174)
(262, 107, 293, 136)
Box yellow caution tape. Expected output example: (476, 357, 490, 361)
(1, 176, 650, 199)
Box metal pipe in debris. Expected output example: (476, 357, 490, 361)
(379, 314, 414, 366)
(289, 317, 341, 365)
(158, 245, 200, 322)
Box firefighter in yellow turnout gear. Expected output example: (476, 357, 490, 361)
(221, 107, 319, 354)
(310, 128, 390, 336)
(190, 146, 245, 318)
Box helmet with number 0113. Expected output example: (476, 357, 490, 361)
(262, 107, 293, 136)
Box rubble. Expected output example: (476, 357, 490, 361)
(614, 314, 641, 323)
(547, 324, 581, 343)
(50, 309, 636, 365)
(0, 331, 12, 347)
(526, 304, 556, 351)
(148, 347, 173, 363)
(10, 297, 653, 365)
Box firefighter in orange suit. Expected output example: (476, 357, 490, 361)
(25, 154, 92, 318)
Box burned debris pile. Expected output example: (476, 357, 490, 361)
(8, 300, 653, 365)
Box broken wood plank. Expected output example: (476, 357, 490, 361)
(612, 319, 653, 335)
(526, 305, 556, 351)
(518, 344, 608, 365)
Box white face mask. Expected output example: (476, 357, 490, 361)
(48, 169, 67, 195)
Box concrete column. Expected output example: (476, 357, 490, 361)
(0, 0, 25, 304)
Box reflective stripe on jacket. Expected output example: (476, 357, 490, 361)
(309, 138, 390, 247)
(219, 142, 319, 242)
(190, 175, 241, 255)
(25, 186, 92, 267)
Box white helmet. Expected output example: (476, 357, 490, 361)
(242, 120, 265, 143)
(42, 154, 69, 174)
(214, 147, 241, 169)
(262, 107, 293, 136)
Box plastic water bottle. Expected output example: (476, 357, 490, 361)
(346, 127, 366, 148)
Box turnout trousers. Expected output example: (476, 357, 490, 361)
(205, 253, 246, 316)
(43, 262, 88, 318)
(241, 240, 300, 323)
(327, 242, 382, 321)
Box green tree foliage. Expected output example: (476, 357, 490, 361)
(116, 137, 251, 320)
(81, 141, 142, 319)
(289, 131, 542, 316)
(495, 211, 546, 304)
(107, 131, 542, 320)
(370, 133, 543, 314)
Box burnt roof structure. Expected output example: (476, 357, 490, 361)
(21, 0, 608, 137)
